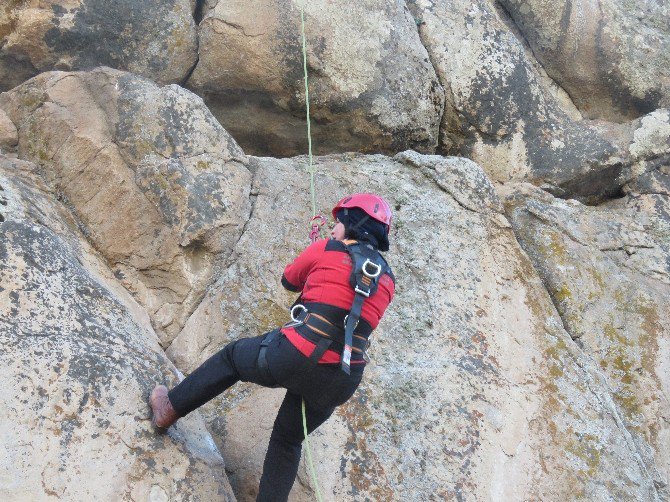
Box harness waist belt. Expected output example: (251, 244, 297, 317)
(294, 324, 367, 360)
(293, 314, 368, 357)
(301, 302, 373, 337)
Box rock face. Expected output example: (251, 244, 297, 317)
(504, 182, 670, 497)
(1, 1, 666, 203)
(0, 0, 198, 92)
(0, 67, 252, 345)
(0, 156, 235, 501)
(0, 108, 17, 154)
(499, 0, 670, 122)
(167, 151, 662, 501)
(396, 0, 670, 204)
(406, 0, 621, 192)
(187, 0, 444, 156)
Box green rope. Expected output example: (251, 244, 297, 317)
(300, 8, 323, 502)
(302, 397, 323, 502)
(301, 7, 317, 218)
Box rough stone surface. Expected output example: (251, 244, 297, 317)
(0, 0, 198, 91)
(0, 156, 235, 501)
(0, 68, 252, 345)
(499, 0, 670, 122)
(168, 151, 661, 501)
(187, 0, 444, 156)
(405, 0, 625, 194)
(0, 108, 17, 153)
(503, 182, 670, 498)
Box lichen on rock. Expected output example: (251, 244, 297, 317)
(0, 68, 252, 345)
(0, 156, 235, 501)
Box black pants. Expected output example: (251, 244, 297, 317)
(168, 330, 365, 502)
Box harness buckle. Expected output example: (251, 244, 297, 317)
(284, 304, 308, 328)
(290, 304, 308, 322)
(354, 285, 371, 297)
(361, 259, 382, 278)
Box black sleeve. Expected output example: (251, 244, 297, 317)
(281, 274, 301, 292)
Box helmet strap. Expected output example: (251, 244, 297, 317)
(350, 215, 370, 231)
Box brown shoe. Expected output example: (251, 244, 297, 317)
(150, 385, 179, 430)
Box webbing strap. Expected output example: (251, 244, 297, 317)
(342, 294, 365, 374)
(308, 338, 333, 365)
(257, 329, 280, 387)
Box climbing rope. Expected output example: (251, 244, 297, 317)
(302, 396, 323, 502)
(301, 7, 316, 218)
(301, 7, 326, 244)
(300, 7, 324, 502)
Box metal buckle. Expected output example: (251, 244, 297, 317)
(354, 285, 371, 297)
(361, 259, 382, 278)
(290, 304, 308, 322)
(284, 304, 307, 328)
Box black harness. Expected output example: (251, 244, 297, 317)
(285, 241, 389, 374)
(340, 242, 388, 373)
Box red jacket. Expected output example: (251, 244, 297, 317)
(281, 238, 395, 363)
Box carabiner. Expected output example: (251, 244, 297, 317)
(308, 214, 327, 243)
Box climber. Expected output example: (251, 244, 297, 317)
(149, 193, 396, 501)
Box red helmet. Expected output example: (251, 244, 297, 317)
(332, 193, 392, 232)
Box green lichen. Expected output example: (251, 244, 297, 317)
(538, 231, 569, 266)
(19, 91, 44, 111)
(587, 268, 606, 300)
(599, 303, 659, 425)
(544, 337, 568, 383)
(255, 298, 289, 332)
(554, 284, 572, 303)
(339, 390, 394, 500)
(545, 336, 567, 362)
(131, 139, 156, 160)
(565, 432, 602, 476)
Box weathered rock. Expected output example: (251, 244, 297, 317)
(625, 166, 670, 198)
(499, 0, 670, 122)
(503, 182, 670, 497)
(0, 67, 252, 345)
(0, 108, 17, 153)
(617, 109, 670, 188)
(0, 156, 235, 501)
(0, 0, 198, 92)
(168, 151, 661, 500)
(187, 0, 443, 156)
(405, 0, 631, 198)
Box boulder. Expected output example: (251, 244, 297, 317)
(0, 0, 198, 91)
(503, 182, 670, 497)
(498, 0, 670, 122)
(186, 0, 444, 156)
(0, 156, 235, 501)
(167, 150, 661, 500)
(405, 0, 624, 194)
(0, 67, 252, 345)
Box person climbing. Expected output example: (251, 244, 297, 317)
(149, 193, 396, 501)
